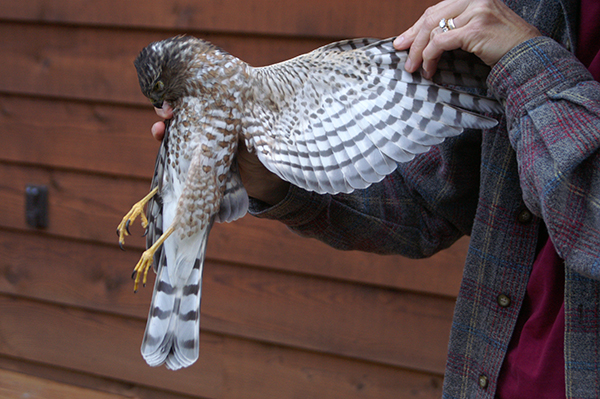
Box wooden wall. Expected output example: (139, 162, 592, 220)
(0, 1, 469, 398)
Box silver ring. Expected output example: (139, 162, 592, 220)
(447, 17, 457, 30)
(439, 18, 449, 32)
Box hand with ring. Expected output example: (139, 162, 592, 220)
(438, 17, 457, 32)
(394, 0, 541, 78)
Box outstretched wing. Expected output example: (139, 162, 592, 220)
(244, 37, 503, 194)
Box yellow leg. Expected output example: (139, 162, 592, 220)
(116, 187, 159, 249)
(132, 225, 175, 292)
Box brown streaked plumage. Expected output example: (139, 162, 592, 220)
(117, 35, 502, 370)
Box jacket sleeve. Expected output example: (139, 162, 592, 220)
(248, 128, 483, 259)
(488, 36, 600, 280)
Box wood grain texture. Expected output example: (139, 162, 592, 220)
(0, 356, 200, 399)
(0, 94, 159, 178)
(0, 0, 437, 39)
(0, 23, 331, 105)
(0, 294, 444, 398)
(0, 228, 454, 373)
(0, 368, 131, 399)
(0, 162, 464, 297)
(0, 0, 467, 396)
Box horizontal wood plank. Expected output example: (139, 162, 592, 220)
(203, 260, 454, 373)
(0, 22, 466, 297)
(0, 95, 159, 179)
(0, 1, 462, 397)
(0, 368, 131, 399)
(0, 0, 436, 39)
(0, 356, 200, 399)
(0, 229, 454, 373)
(0, 162, 465, 297)
(0, 22, 333, 105)
(0, 294, 221, 398)
(0, 294, 443, 398)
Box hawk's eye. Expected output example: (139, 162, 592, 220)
(154, 80, 164, 92)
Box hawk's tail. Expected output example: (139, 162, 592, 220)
(140, 232, 207, 370)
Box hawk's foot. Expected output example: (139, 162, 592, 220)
(132, 248, 155, 293)
(117, 187, 159, 249)
(131, 225, 175, 292)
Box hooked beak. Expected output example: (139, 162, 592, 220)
(151, 100, 164, 108)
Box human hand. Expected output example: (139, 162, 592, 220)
(394, 0, 541, 78)
(151, 104, 289, 205)
(150, 103, 173, 141)
(236, 141, 290, 206)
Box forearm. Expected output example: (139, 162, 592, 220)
(489, 36, 600, 278)
(249, 180, 461, 257)
(249, 133, 482, 258)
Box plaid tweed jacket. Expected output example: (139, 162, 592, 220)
(250, 0, 600, 397)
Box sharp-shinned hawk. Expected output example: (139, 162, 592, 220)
(117, 35, 501, 369)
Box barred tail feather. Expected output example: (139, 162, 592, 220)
(166, 254, 202, 370)
(141, 235, 206, 370)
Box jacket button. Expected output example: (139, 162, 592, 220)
(497, 294, 511, 308)
(517, 209, 533, 224)
(479, 375, 489, 389)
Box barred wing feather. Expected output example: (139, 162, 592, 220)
(246, 37, 502, 194)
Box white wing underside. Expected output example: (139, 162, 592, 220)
(245, 37, 503, 194)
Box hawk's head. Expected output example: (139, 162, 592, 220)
(134, 36, 221, 108)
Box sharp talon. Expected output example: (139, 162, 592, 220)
(119, 187, 162, 293)
(142, 228, 149, 237)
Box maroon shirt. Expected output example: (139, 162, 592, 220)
(496, 237, 566, 398)
(497, 1, 600, 396)
(577, 0, 600, 81)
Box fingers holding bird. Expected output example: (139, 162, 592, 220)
(394, 0, 541, 78)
